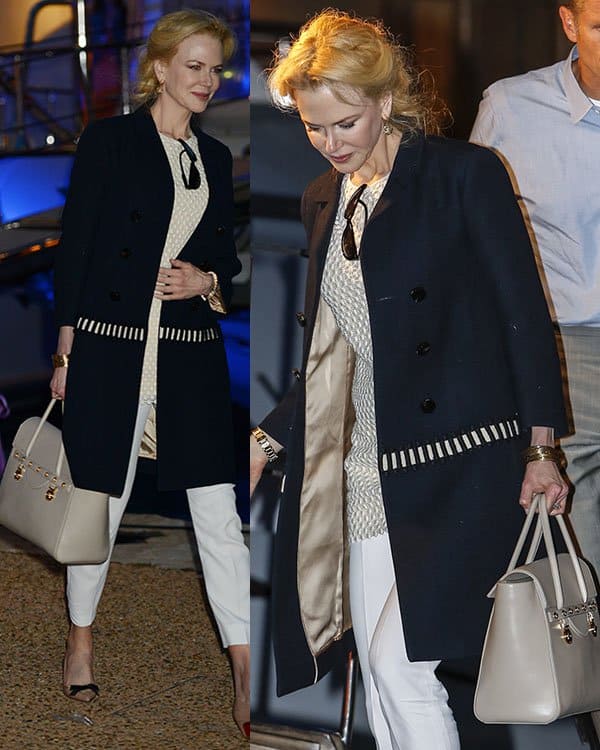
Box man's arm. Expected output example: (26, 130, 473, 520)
(470, 87, 500, 148)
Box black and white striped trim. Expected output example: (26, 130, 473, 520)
(76, 317, 220, 344)
(158, 326, 219, 343)
(380, 416, 521, 473)
(77, 317, 145, 341)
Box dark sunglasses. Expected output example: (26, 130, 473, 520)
(177, 138, 201, 190)
(342, 183, 368, 260)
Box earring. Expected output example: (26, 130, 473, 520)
(382, 120, 393, 135)
(158, 79, 165, 94)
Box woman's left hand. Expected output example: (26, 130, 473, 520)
(518, 459, 569, 516)
(155, 258, 213, 300)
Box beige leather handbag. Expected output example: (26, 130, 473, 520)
(474, 494, 600, 724)
(0, 399, 109, 564)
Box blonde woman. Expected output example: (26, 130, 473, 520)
(51, 10, 249, 736)
(250, 10, 568, 748)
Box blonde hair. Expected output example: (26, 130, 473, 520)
(135, 10, 235, 106)
(267, 9, 442, 136)
(564, 0, 584, 13)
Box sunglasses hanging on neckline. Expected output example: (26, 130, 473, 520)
(341, 183, 368, 260)
(177, 138, 201, 190)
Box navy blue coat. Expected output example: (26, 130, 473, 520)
(261, 134, 568, 696)
(54, 106, 241, 495)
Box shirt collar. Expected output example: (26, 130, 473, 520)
(564, 45, 593, 123)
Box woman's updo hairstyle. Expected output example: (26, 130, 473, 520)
(136, 9, 236, 106)
(267, 9, 441, 136)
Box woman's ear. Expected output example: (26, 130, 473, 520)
(153, 59, 166, 85)
(381, 92, 393, 120)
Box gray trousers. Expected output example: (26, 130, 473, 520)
(558, 326, 600, 582)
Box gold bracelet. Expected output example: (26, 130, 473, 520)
(522, 444, 561, 465)
(52, 353, 70, 369)
(251, 427, 278, 463)
(207, 271, 219, 298)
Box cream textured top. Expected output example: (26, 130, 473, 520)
(320, 173, 390, 542)
(139, 134, 209, 403)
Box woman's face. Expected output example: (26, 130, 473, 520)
(294, 86, 391, 174)
(154, 33, 224, 114)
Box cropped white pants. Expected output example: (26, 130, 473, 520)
(66, 401, 249, 647)
(349, 533, 460, 750)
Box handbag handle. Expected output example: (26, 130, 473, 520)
(24, 398, 65, 476)
(502, 494, 588, 611)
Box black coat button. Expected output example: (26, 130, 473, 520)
(296, 312, 306, 327)
(421, 397, 436, 413)
(410, 286, 427, 302)
(291, 368, 301, 380)
(130, 209, 143, 223)
(216, 225, 225, 235)
(109, 290, 121, 301)
(119, 248, 131, 258)
(416, 341, 431, 356)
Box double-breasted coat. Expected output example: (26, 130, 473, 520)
(54, 106, 241, 496)
(261, 134, 568, 696)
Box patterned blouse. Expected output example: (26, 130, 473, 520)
(139, 133, 209, 403)
(321, 172, 391, 542)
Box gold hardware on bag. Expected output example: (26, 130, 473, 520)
(45, 485, 57, 502)
(588, 614, 598, 637)
(14, 464, 25, 481)
(560, 623, 573, 644)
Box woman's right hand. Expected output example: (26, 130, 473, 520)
(50, 326, 74, 400)
(250, 436, 269, 497)
(50, 366, 68, 400)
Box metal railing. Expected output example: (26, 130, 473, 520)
(0, 1, 249, 155)
(0, 37, 147, 153)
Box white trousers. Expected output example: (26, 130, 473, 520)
(349, 533, 460, 750)
(66, 402, 249, 647)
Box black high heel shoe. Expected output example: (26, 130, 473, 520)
(63, 682, 100, 702)
(62, 651, 99, 703)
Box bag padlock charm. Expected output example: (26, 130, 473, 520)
(14, 464, 25, 481)
(588, 613, 598, 637)
(45, 485, 58, 502)
(560, 623, 573, 644)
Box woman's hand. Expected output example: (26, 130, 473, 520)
(155, 258, 214, 300)
(50, 367, 68, 400)
(519, 426, 569, 516)
(250, 437, 269, 497)
(50, 325, 74, 400)
(518, 460, 569, 516)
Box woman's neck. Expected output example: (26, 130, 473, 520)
(350, 130, 402, 186)
(150, 97, 193, 140)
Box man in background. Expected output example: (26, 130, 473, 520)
(471, 3, 600, 738)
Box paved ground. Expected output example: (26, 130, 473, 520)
(0, 517, 249, 750)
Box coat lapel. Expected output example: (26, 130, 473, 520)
(130, 108, 221, 262)
(302, 134, 426, 326)
(304, 171, 342, 323)
(131, 106, 174, 221)
(360, 133, 427, 301)
(368, 132, 425, 224)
